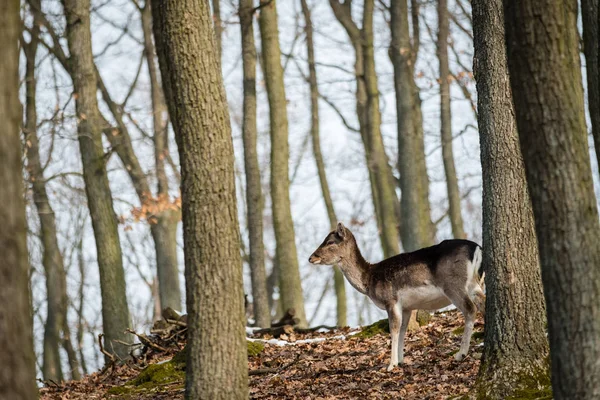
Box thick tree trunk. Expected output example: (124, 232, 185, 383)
(504, 0, 600, 398)
(63, 0, 132, 360)
(330, 0, 401, 258)
(581, 0, 600, 173)
(151, 1, 248, 398)
(258, 0, 308, 327)
(0, 1, 38, 397)
(437, 0, 465, 239)
(389, 0, 435, 251)
(141, 3, 182, 312)
(239, 0, 271, 329)
(301, 0, 347, 327)
(472, 0, 549, 397)
(23, 22, 81, 381)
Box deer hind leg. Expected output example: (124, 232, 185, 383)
(445, 290, 476, 361)
(386, 302, 402, 371)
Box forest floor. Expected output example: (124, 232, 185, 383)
(39, 310, 483, 400)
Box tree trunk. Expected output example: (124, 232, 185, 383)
(581, 0, 600, 173)
(437, 0, 465, 239)
(504, 0, 600, 398)
(301, 0, 347, 327)
(0, 1, 38, 397)
(330, 0, 401, 258)
(258, 0, 308, 327)
(63, 0, 132, 360)
(151, 1, 248, 398)
(212, 0, 222, 59)
(22, 20, 81, 381)
(472, 0, 549, 397)
(239, 0, 271, 329)
(141, 2, 182, 312)
(389, 0, 435, 251)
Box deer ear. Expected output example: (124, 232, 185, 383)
(336, 222, 346, 238)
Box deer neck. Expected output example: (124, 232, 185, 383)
(338, 239, 371, 295)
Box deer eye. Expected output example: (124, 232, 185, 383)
(326, 240, 335, 246)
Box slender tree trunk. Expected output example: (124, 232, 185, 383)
(389, 0, 435, 251)
(152, 1, 248, 398)
(437, 0, 465, 239)
(258, 0, 308, 327)
(581, 0, 600, 172)
(301, 0, 347, 327)
(240, 0, 271, 328)
(330, 0, 401, 258)
(472, 0, 549, 397)
(62, 0, 132, 360)
(504, 0, 600, 397)
(23, 25, 61, 382)
(141, 2, 182, 312)
(0, 1, 37, 397)
(23, 21, 81, 381)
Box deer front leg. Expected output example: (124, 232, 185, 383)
(397, 309, 411, 363)
(386, 303, 401, 371)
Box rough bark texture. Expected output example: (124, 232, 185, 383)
(330, 0, 400, 258)
(582, 0, 600, 172)
(0, 1, 38, 397)
(23, 21, 81, 381)
(472, 0, 549, 397)
(437, 0, 465, 239)
(212, 0, 222, 59)
(389, 0, 435, 252)
(63, 0, 132, 360)
(151, 1, 248, 398)
(240, 0, 271, 329)
(301, 0, 347, 327)
(258, 0, 308, 327)
(141, 2, 182, 312)
(504, 0, 600, 398)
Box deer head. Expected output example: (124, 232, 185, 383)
(309, 222, 353, 265)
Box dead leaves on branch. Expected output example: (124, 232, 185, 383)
(119, 193, 181, 230)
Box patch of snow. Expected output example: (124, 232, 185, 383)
(246, 330, 362, 346)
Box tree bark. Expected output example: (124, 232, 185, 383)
(330, 0, 401, 258)
(0, 1, 38, 397)
(581, 0, 600, 173)
(62, 0, 132, 360)
(472, 0, 549, 397)
(239, 0, 271, 329)
(152, 0, 248, 398)
(22, 18, 81, 381)
(141, 2, 182, 312)
(258, 0, 308, 327)
(212, 0, 222, 59)
(389, 0, 435, 251)
(301, 0, 347, 327)
(437, 0, 465, 239)
(504, 0, 600, 398)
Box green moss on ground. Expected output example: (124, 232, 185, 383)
(247, 341, 265, 357)
(107, 341, 264, 398)
(106, 360, 185, 398)
(355, 319, 389, 339)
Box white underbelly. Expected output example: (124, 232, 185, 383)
(399, 285, 451, 311)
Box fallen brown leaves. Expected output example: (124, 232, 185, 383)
(40, 310, 483, 399)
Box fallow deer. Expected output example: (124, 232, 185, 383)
(309, 222, 485, 371)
